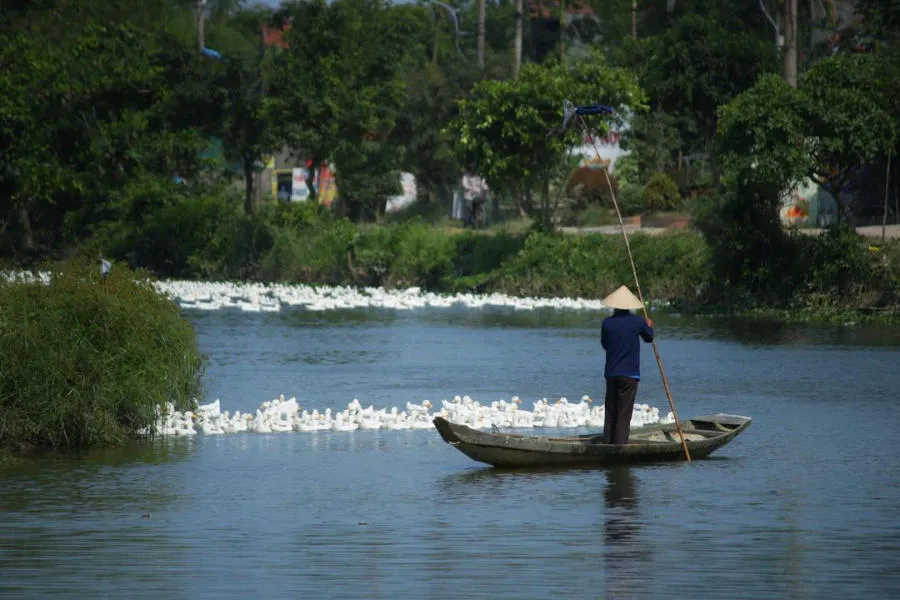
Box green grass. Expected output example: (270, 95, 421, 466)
(0, 261, 203, 452)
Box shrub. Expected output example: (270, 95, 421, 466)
(99, 186, 275, 281)
(489, 230, 711, 300)
(878, 240, 900, 306)
(0, 261, 203, 452)
(450, 232, 524, 290)
(793, 225, 876, 304)
(258, 218, 356, 284)
(618, 182, 646, 217)
(642, 172, 682, 213)
(351, 226, 398, 286)
(388, 220, 456, 288)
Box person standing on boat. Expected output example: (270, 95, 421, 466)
(600, 286, 654, 445)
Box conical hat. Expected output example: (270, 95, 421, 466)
(601, 285, 644, 310)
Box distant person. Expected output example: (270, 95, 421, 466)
(600, 285, 654, 445)
(461, 167, 488, 228)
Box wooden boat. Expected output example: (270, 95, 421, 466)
(432, 414, 751, 468)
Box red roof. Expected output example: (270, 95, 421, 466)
(261, 24, 290, 49)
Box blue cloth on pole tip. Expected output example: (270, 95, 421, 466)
(560, 99, 615, 131)
(574, 104, 614, 116)
(202, 48, 222, 60)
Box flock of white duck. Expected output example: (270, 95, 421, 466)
(153, 280, 615, 313)
(150, 394, 674, 436)
(4, 271, 669, 314)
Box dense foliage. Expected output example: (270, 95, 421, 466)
(1, 0, 899, 313)
(0, 263, 203, 451)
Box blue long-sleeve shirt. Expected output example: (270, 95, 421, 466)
(601, 310, 654, 379)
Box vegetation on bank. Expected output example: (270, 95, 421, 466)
(0, 263, 203, 453)
(66, 193, 900, 318)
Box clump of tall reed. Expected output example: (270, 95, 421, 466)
(0, 261, 203, 452)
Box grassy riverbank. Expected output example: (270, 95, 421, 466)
(0, 263, 203, 453)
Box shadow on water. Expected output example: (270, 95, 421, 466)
(437, 460, 695, 502)
(440, 453, 732, 486)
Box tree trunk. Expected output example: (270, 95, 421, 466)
(826, 181, 847, 226)
(883, 151, 892, 243)
(512, 182, 527, 218)
(477, 0, 485, 69)
(432, 11, 440, 65)
(632, 0, 637, 39)
(783, 0, 798, 88)
(513, 0, 523, 77)
(196, 0, 205, 53)
(541, 175, 552, 231)
(243, 162, 255, 214)
(18, 205, 33, 252)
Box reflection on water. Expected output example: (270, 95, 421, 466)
(604, 467, 643, 600)
(604, 467, 638, 545)
(2, 311, 900, 599)
(666, 315, 900, 347)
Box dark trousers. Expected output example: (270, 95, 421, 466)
(604, 376, 638, 444)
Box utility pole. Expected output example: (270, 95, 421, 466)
(196, 0, 206, 54)
(513, 0, 522, 77)
(477, 0, 485, 69)
(783, 0, 798, 87)
(631, 0, 637, 39)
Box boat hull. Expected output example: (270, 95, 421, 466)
(433, 414, 751, 468)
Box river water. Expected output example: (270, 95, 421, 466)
(2, 308, 900, 599)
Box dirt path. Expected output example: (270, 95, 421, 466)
(560, 224, 900, 239)
(798, 224, 900, 239)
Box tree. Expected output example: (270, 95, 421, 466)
(856, 0, 900, 46)
(0, 34, 66, 253)
(708, 73, 809, 299)
(451, 52, 645, 228)
(716, 73, 808, 195)
(390, 60, 481, 209)
(800, 52, 896, 219)
(633, 14, 777, 159)
(708, 54, 896, 300)
(0, 17, 208, 257)
(204, 6, 281, 214)
(266, 0, 413, 217)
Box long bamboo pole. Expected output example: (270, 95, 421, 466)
(577, 115, 691, 462)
